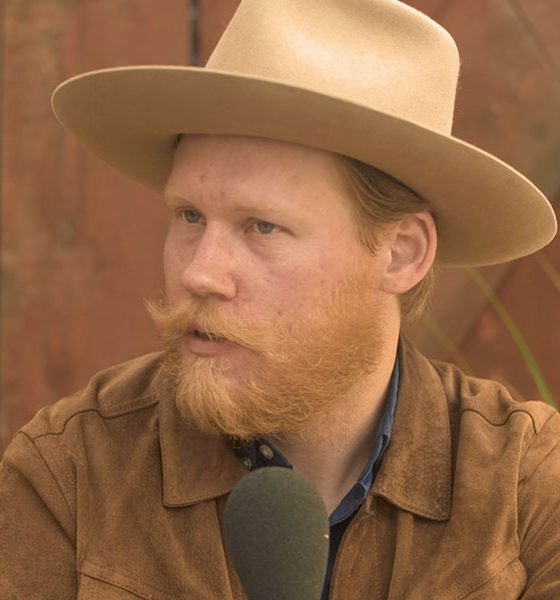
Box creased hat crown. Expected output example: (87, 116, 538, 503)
(208, 0, 460, 133)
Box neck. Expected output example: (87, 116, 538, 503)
(269, 335, 399, 515)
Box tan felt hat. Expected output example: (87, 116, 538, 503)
(51, 0, 557, 267)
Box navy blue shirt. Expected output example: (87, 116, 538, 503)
(232, 356, 400, 598)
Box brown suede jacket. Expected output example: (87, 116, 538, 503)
(1, 340, 559, 599)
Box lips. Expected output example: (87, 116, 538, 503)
(190, 329, 227, 342)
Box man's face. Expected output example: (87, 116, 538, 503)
(150, 135, 394, 440)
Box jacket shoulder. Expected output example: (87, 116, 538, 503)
(429, 356, 557, 435)
(19, 352, 165, 441)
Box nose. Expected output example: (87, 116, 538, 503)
(179, 226, 238, 300)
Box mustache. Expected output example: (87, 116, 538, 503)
(145, 296, 274, 353)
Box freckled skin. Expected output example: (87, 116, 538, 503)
(163, 134, 393, 373)
(161, 135, 437, 510)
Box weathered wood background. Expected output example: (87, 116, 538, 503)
(2, 0, 559, 453)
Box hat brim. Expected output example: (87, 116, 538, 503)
(51, 66, 556, 267)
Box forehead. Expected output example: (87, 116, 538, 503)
(165, 134, 352, 210)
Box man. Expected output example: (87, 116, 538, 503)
(1, 0, 559, 598)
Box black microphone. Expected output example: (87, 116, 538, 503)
(223, 466, 329, 600)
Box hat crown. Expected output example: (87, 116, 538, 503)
(207, 0, 460, 134)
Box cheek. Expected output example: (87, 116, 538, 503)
(162, 234, 185, 298)
(262, 263, 335, 314)
(273, 246, 373, 310)
(163, 230, 177, 261)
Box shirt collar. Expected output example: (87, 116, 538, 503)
(329, 355, 399, 524)
(158, 337, 452, 521)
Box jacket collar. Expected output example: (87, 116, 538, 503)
(157, 373, 247, 507)
(371, 338, 452, 521)
(158, 338, 452, 519)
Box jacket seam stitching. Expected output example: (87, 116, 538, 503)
(28, 397, 158, 441)
(81, 559, 180, 600)
(456, 408, 537, 431)
(18, 430, 78, 530)
(519, 493, 560, 560)
(519, 410, 559, 460)
(457, 553, 522, 599)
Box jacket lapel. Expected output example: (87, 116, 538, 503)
(371, 338, 452, 522)
(157, 374, 247, 508)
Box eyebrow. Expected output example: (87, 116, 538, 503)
(164, 193, 283, 217)
(164, 192, 191, 203)
(232, 203, 281, 215)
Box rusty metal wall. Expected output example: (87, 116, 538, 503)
(2, 0, 559, 454)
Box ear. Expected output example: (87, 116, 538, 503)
(380, 212, 437, 295)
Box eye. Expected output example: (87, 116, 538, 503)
(254, 220, 277, 234)
(180, 208, 202, 224)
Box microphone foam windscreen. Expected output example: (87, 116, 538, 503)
(223, 467, 329, 600)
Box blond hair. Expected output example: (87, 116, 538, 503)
(336, 155, 437, 321)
